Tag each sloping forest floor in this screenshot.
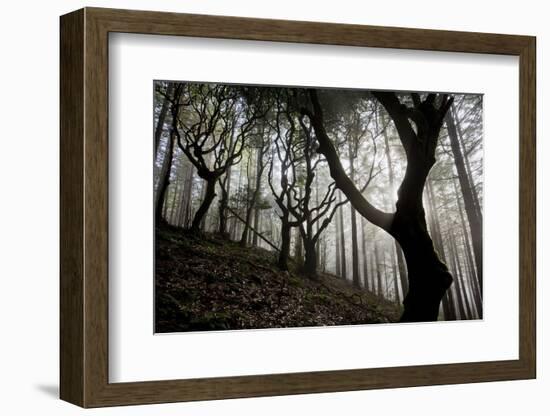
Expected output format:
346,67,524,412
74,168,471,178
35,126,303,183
155,224,402,333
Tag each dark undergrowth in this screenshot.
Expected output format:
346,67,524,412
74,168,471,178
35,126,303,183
155,223,402,333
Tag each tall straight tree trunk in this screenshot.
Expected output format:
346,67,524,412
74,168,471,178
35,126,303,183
453,105,482,221
335,221,341,277
252,148,263,247
454,237,473,319
162,187,170,220
446,109,482,295
154,84,176,193
179,163,193,228
447,236,466,319
183,165,194,228
154,83,174,154
218,179,229,236
426,181,455,320
349,207,360,286
372,243,378,294
315,176,321,266
460,234,480,319
294,227,303,264
173,159,188,226
241,146,265,246
374,242,382,296
383,253,389,298
449,239,465,320
444,283,457,321
461,232,481,318
218,166,232,236
321,238,327,272
155,130,176,225
169,184,179,224
168,165,182,225
252,207,260,246
199,179,209,232
231,162,244,240
425,190,448,319
338,193,347,279
426,182,446,258
390,244,400,302
361,217,369,290
348,144,360,288
175,160,190,227
453,178,483,317
248,212,255,246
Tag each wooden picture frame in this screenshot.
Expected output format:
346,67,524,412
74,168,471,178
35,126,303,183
60,7,536,408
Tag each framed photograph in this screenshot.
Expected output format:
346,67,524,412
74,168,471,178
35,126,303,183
60,7,536,408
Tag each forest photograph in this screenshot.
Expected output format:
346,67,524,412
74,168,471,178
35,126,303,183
153,81,483,333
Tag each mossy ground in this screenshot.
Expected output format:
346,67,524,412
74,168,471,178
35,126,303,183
155,223,402,333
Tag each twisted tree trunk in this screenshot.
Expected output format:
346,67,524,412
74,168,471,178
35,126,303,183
304,90,454,322
382,124,408,295
303,238,318,278
390,203,453,321
191,177,216,232
278,217,292,271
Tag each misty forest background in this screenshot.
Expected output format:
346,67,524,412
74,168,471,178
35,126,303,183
154,81,482,332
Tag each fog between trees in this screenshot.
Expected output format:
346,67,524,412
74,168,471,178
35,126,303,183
154,82,482,323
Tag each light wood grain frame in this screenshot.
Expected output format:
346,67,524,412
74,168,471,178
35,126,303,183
60,7,536,408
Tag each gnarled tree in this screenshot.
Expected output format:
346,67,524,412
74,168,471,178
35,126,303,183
267,95,305,270
174,84,266,232
289,115,348,277
267,93,350,276
303,90,454,322
240,122,270,247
